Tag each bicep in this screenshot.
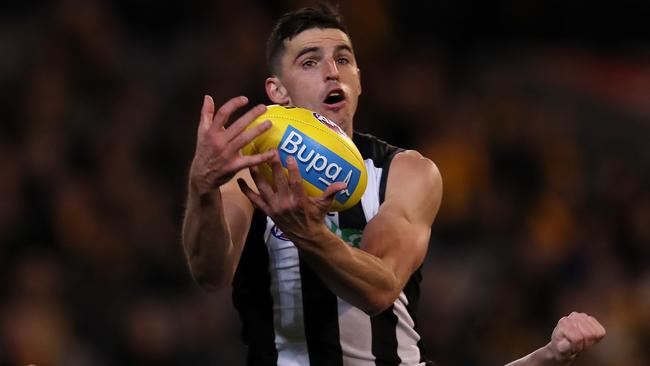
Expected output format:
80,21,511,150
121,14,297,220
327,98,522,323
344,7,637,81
360,152,442,286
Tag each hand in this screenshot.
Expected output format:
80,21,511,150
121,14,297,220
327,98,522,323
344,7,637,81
548,312,606,364
189,95,276,195
237,153,346,242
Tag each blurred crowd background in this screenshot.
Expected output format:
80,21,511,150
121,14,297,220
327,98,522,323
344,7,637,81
1,0,649,365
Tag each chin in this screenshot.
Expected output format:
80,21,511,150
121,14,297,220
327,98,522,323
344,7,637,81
334,117,353,136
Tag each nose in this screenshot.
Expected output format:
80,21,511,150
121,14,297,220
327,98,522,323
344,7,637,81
323,58,339,81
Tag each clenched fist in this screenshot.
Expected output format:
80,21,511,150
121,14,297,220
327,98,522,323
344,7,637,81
548,312,606,363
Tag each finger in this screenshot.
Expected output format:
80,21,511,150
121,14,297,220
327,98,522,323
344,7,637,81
578,314,600,336
229,119,272,151
574,315,596,350
286,156,304,195
579,314,605,346
556,338,573,355
199,95,215,131
270,152,289,195
250,165,275,199
237,178,269,214
563,316,585,353
211,96,249,132
586,315,606,339
224,104,267,142
230,149,277,172
318,182,347,209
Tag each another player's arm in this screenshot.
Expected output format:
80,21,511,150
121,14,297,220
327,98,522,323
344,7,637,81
182,96,274,290
505,312,606,366
240,150,442,315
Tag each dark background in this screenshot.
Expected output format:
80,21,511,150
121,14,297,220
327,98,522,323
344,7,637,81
1,1,648,365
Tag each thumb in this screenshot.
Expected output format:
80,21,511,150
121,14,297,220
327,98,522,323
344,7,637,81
556,337,573,355
200,95,215,130
318,182,347,208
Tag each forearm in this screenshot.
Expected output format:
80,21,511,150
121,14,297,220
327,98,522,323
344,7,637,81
182,183,235,290
292,227,399,315
505,343,567,366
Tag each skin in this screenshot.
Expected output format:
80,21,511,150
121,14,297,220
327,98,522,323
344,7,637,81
506,312,606,366
181,27,604,365
265,28,361,136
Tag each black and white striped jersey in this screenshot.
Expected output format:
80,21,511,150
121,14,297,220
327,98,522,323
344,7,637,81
232,132,430,366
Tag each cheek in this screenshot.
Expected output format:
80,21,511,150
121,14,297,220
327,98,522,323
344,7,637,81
344,72,362,96
286,75,320,98
293,86,320,104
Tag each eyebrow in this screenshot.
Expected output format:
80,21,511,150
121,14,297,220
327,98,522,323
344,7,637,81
294,44,354,62
335,44,354,54
295,47,319,61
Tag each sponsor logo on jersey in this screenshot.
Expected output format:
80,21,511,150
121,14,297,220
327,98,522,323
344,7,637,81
279,126,361,204
270,225,290,241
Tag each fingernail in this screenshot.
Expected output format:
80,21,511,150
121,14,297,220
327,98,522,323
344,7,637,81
240,96,248,103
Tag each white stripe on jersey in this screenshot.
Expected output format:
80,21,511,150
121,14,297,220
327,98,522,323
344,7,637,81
330,211,375,365
337,289,375,365
264,218,310,366
394,293,422,364
360,159,382,221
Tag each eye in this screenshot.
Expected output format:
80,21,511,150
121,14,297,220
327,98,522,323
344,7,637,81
302,60,317,69
336,57,350,65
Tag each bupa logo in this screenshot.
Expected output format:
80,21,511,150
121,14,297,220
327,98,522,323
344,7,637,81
279,126,361,204
312,112,346,136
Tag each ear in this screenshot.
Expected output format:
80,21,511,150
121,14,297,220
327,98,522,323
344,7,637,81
265,76,291,105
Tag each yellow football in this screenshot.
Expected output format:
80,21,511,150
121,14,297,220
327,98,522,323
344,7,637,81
242,105,367,211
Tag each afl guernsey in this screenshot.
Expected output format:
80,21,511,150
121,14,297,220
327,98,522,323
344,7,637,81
232,132,430,366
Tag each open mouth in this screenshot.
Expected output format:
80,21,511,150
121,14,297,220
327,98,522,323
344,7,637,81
324,89,346,105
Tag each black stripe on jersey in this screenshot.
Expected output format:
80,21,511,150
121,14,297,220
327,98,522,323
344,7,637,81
403,268,434,364
300,257,344,366
353,131,403,203
232,210,278,366
338,199,367,232
378,148,401,203
371,306,402,365
353,132,401,168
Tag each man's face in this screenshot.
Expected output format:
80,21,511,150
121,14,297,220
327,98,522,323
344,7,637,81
276,28,361,136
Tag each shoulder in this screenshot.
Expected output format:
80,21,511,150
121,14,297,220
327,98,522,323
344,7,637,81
373,149,442,229
391,150,442,187
385,150,442,213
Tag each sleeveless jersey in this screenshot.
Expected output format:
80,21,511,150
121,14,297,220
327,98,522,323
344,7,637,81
232,132,430,366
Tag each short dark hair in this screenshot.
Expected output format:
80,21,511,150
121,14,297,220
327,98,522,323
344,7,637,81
266,4,350,76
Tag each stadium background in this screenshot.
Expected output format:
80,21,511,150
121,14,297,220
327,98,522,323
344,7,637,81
1,0,648,365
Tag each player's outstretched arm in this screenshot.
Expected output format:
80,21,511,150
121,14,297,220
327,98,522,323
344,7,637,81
182,95,275,291
505,312,606,366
